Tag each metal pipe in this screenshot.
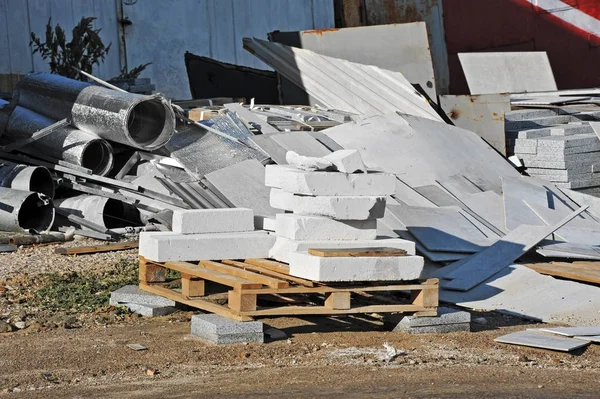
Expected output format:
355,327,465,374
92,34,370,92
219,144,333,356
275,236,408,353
0,99,115,176
0,188,54,233
15,73,176,150
54,194,142,230
0,161,55,198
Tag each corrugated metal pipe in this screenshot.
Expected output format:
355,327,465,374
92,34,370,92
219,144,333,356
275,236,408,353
0,188,54,233
0,160,54,198
15,73,176,150
0,99,114,176
54,195,142,230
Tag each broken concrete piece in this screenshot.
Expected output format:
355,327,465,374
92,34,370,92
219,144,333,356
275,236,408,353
191,314,264,344
268,236,416,263
110,285,176,307
285,150,333,171
172,208,254,234
288,251,424,281
265,165,394,196
270,189,386,220
323,149,366,173
275,214,377,241
139,231,276,262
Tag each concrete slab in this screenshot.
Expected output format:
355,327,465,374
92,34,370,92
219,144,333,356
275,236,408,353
261,217,276,232
288,251,424,281
323,149,366,173
394,323,471,334
574,335,600,343
270,189,386,220
271,132,331,158
275,214,377,241
110,285,176,307
396,307,471,327
538,326,600,337
172,208,254,234
269,236,416,263
191,314,264,344
494,330,589,352
265,165,394,196
124,303,178,317
139,231,276,262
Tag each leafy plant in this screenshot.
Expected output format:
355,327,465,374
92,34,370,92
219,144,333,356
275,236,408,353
30,17,111,80
109,62,152,82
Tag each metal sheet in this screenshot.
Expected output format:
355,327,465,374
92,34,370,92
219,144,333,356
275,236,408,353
458,52,558,95
439,94,510,155
243,38,442,121
270,22,437,103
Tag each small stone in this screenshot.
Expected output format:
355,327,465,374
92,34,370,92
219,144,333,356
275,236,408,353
473,317,487,325
146,368,158,376
126,344,148,351
264,328,287,340
14,321,26,329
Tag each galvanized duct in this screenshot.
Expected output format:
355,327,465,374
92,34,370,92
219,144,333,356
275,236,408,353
0,161,54,198
16,73,176,150
54,195,142,230
1,101,115,176
0,188,54,233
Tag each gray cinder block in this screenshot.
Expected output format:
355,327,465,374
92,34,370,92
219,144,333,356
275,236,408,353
191,314,264,344
391,307,471,334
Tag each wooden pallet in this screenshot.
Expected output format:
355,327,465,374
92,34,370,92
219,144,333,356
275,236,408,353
139,257,438,321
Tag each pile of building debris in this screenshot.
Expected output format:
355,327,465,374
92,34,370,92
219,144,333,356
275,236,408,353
0,22,600,344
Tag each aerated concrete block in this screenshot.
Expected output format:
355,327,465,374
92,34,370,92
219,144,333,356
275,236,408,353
275,214,377,241
172,208,254,234
139,231,276,262
191,314,264,344
110,285,176,307
265,165,394,196
323,149,366,173
261,217,277,232
288,251,424,282
270,189,386,220
269,236,416,263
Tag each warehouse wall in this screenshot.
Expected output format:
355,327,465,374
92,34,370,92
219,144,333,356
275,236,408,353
0,0,335,99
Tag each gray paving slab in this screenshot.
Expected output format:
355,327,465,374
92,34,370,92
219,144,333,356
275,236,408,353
271,132,331,157
538,327,600,337
536,240,600,260
494,330,590,352
394,323,471,334
191,314,264,344
110,285,176,307
394,179,437,207
460,191,506,232
443,207,586,291
387,204,493,253
204,159,278,219
248,135,288,165
125,303,178,317
394,307,471,327
574,335,600,343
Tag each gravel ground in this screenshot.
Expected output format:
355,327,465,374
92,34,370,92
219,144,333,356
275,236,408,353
0,237,139,279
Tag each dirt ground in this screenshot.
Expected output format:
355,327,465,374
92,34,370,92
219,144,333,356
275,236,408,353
1,310,600,398
1,243,600,398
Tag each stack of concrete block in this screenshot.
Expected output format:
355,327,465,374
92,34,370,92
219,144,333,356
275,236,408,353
139,208,275,262
506,108,600,194
266,150,423,282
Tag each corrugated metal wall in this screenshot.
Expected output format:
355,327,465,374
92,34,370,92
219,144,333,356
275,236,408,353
0,0,334,99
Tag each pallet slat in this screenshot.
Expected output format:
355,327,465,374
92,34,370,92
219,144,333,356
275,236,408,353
164,261,263,290
222,259,314,287
200,260,289,289
308,247,407,257
56,241,138,255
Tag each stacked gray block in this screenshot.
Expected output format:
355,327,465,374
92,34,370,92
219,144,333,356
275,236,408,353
506,108,600,194
391,307,471,334
191,314,264,344
110,285,177,317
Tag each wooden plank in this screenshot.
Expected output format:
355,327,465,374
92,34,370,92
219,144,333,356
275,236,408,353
56,241,139,255
526,263,600,285
200,260,289,289
139,283,251,321
308,247,407,257
324,292,351,310
162,261,262,290
552,262,600,271
228,290,257,312
139,259,167,283
245,258,290,274
240,304,436,317
240,280,439,295
181,274,205,297
222,259,314,287
571,261,600,268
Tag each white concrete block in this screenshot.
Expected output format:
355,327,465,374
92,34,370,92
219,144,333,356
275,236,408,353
270,189,386,220
324,149,366,173
286,150,333,171
288,251,424,282
139,231,276,262
172,208,254,234
265,165,394,196
275,213,377,241
261,217,277,232
269,236,416,263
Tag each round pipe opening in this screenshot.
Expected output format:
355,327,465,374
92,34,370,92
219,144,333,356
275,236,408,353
26,167,55,199
102,199,142,229
18,194,54,232
127,100,172,149
80,140,114,176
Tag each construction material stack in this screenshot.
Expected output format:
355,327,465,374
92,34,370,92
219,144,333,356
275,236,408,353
266,150,423,282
